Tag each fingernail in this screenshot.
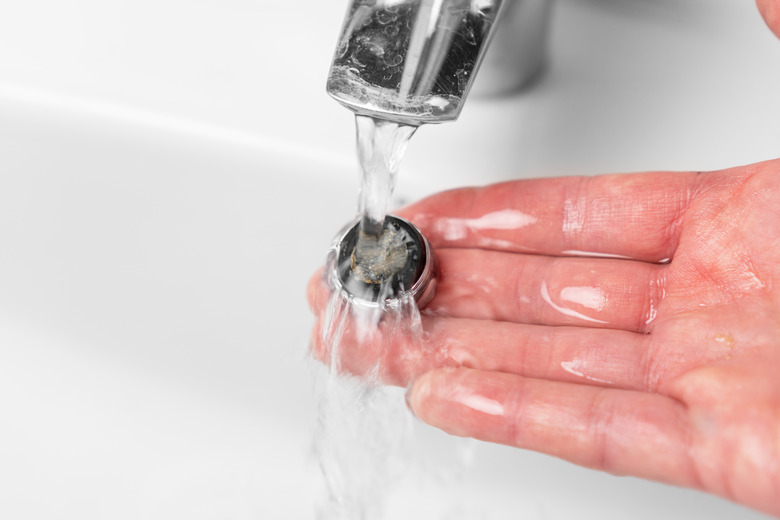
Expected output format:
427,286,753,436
405,374,432,419
404,387,417,418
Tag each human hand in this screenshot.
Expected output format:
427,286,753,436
308,159,780,516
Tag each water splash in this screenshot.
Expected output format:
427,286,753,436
313,248,425,519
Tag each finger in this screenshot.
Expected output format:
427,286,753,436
407,367,695,487
419,317,650,390
308,255,653,392
310,290,652,391
307,268,328,312
757,0,780,39
428,248,666,332
308,270,433,384
395,171,698,263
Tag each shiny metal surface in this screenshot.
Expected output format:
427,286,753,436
326,0,507,125
331,215,437,307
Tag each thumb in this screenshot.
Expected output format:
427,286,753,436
757,0,780,39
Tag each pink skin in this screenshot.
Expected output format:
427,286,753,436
309,159,780,516
309,3,780,514
758,0,780,39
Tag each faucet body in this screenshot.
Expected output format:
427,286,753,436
326,0,552,126
471,0,552,96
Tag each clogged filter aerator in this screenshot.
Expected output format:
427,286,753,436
332,215,436,307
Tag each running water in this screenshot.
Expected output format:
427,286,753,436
356,115,417,235
312,115,423,520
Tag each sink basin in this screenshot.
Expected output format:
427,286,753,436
0,96,349,519
1,0,779,518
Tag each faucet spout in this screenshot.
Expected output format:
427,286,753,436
326,0,507,126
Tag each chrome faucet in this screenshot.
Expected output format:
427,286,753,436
326,0,553,126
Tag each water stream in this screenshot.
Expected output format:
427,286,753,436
355,116,417,235
312,115,422,519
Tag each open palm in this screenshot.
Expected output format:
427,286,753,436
309,159,780,516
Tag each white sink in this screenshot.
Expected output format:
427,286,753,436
1,0,778,518
0,97,350,519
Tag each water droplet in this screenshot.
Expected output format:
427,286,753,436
463,27,477,46
455,69,470,92
376,10,397,25
383,23,400,37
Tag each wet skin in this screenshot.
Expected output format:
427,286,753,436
309,159,780,516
